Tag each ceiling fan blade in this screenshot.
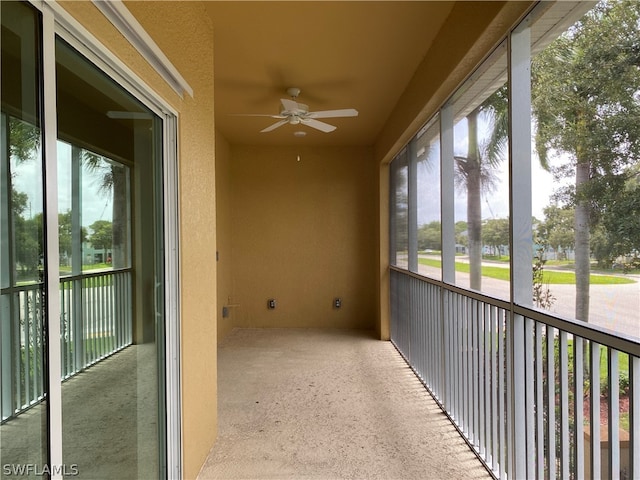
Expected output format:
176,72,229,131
230,113,286,119
308,108,358,119
300,118,336,133
260,119,288,133
280,98,299,112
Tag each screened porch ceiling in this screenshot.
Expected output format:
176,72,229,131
202,1,456,147
196,1,595,149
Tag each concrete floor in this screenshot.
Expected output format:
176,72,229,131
199,328,490,480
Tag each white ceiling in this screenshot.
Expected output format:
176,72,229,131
205,2,455,147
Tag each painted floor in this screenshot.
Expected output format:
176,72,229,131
199,328,490,480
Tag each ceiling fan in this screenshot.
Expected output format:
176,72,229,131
235,87,358,133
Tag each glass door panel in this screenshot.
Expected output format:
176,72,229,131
1,1,48,474
55,38,165,479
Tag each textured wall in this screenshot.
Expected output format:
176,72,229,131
227,145,377,330
215,132,235,342
125,4,218,478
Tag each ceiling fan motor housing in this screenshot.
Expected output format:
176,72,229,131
286,87,301,98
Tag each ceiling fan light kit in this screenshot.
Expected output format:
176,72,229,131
237,87,358,134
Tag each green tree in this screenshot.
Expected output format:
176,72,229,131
79,149,130,268
455,221,468,248
14,211,41,277
89,220,113,260
9,117,40,163
417,221,441,251
482,218,509,257
589,165,640,266
532,0,640,322
590,225,614,268
11,189,29,217
7,118,42,278
536,205,575,260
604,181,640,260
58,211,87,259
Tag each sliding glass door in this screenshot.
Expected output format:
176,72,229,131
55,36,165,479
1,2,174,477
1,1,48,471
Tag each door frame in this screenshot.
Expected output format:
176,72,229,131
35,1,182,477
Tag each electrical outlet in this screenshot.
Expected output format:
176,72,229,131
334,298,341,309
268,299,276,309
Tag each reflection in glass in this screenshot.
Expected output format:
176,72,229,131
57,143,131,274
416,116,441,280
1,0,48,473
452,50,510,299
56,37,165,478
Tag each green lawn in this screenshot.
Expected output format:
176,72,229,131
598,348,630,384
563,339,631,383
574,342,630,431
418,258,635,285
59,262,112,274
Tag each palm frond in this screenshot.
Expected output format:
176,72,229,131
81,151,114,197
481,86,509,167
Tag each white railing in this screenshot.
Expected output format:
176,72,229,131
390,267,640,479
0,269,132,422
0,283,45,421
59,269,133,379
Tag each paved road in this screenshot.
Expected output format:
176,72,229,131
415,258,639,340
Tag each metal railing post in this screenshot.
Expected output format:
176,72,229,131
631,355,639,478
508,16,532,480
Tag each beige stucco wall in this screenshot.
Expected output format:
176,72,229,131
224,145,377,330
215,132,235,342
59,2,217,478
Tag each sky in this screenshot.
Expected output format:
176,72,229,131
11,141,114,231
415,122,561,226
13,136,560,231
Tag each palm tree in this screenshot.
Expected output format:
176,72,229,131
454,86,508,290
83,152,129,269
